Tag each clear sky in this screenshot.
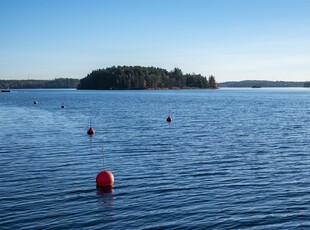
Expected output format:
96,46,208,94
1,0,310,82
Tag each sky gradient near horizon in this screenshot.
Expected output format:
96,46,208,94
1,0,310,82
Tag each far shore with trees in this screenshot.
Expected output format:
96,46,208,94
220,80,310,88
1,68,309,89
0,78,79,89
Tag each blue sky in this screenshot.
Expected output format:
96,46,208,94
1,0,310,82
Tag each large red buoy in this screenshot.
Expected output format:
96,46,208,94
96,170,114,187
87,127,95,135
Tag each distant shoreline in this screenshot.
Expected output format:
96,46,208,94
219,80,310,88
0,78,79,89
1,79,309,89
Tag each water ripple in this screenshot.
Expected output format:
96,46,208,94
1,89,310,229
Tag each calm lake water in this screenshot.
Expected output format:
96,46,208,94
1,88,310,229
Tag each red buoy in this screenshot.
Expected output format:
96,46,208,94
87,127,95,135
166,116,172,122
96,170,114,187
61,103,65,109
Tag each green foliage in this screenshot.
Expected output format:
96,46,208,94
0,78,79,89
78,66,217,90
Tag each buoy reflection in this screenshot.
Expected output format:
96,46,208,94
96,186,114,195
96,187,114,208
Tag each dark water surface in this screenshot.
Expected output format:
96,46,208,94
1,88,310,229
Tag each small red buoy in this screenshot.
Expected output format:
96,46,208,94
96,170,114,187
87,127,95,135
61,103,65,109
166,116,172,122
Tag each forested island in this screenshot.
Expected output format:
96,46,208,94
78,66,218,90
0,78,79,89
220,80,310,88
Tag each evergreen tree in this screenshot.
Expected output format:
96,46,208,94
208,75,218,89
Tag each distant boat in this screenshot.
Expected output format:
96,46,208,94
251,85,262,88
1,89,10,92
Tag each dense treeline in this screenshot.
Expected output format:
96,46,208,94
78,66,217,90
0,78,80,89
305,82,310,87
